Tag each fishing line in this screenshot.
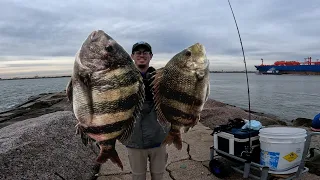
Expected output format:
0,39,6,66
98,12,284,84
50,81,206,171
227,0,253,154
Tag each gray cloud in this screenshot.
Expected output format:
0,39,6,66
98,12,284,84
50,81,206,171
6,63,54,67
0,0,320,76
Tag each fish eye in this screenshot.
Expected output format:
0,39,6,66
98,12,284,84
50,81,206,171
185,50,191,57
105,45,113,52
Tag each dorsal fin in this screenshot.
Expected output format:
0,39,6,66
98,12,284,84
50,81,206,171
150,68,170,126
66,78,73,102
205,84,210,101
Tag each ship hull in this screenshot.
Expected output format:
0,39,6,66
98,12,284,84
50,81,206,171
255,65,320,75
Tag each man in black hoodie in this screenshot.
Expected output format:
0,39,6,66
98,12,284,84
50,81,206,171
124,41,169,180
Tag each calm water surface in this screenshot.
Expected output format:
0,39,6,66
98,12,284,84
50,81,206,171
0,77,70,111
210,73,319,121
0,74,319,121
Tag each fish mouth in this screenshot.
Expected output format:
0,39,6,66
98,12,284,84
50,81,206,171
199,55,209,66
188,43,208,69
190,43,206,55
90,30,98,40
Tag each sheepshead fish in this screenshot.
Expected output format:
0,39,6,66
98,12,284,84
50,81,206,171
151,43,210,150
66,30,144,169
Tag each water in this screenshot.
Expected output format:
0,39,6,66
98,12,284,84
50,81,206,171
0,77,70,111
0,74,319,121
210,73,320,121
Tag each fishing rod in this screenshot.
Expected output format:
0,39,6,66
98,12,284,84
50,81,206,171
227,0,253,158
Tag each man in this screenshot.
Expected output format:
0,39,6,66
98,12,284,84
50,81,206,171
124,41,169,180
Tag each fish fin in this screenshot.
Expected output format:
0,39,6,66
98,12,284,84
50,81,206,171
79,73,92,89
118,76,145,144
118,115,135,144
66,78,73,102
76,124,95,146
150,68,169,126
96,140,123,170
75,122,80,134
183,117,200,134
192,115,200,127
100,84,114,91
184,126,191,133
162,128,182,150
205,84,210,101
81,131,90,146
196,70,205,80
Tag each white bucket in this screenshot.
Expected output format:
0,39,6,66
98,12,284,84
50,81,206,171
259,127,307,173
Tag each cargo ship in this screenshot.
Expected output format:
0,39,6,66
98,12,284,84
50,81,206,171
254,57,320,75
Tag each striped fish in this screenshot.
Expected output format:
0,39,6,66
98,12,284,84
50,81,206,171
151,43,210,150
66,30,144,170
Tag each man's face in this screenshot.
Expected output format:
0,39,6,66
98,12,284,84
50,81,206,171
131,47,153,69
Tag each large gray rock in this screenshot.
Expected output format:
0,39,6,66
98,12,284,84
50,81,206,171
200,99,287,130
0,111,99,180
291,118,313,127
0,92,71,129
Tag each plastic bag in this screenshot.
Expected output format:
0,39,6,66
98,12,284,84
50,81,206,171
241,119,262,130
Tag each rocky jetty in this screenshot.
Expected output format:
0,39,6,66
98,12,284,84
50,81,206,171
0,91,72,129
0,111,100,180
200,99,288,129
0,91,319,179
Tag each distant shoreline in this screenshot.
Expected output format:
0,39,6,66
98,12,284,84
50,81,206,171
210,71,256,73
0,71,257,81
0,75,71,81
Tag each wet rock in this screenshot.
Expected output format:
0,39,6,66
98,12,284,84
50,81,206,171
0,92,70,129
292,118,313,127
20,92,65,109
200,99,287,130
27,93,48,101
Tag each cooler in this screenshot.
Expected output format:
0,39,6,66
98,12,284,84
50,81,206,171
213,128,261,162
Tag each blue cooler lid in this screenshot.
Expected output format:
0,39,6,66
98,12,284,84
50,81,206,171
231,128,260,139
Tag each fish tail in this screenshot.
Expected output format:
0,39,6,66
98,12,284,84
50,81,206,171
76,124,95,146
162,128,182,150
96,141,123,170
184,126,190,133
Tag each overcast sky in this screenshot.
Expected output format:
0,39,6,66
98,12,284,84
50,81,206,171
1,0,320,78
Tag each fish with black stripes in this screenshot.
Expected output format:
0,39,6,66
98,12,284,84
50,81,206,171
66,30,144,170
151,43,210,150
